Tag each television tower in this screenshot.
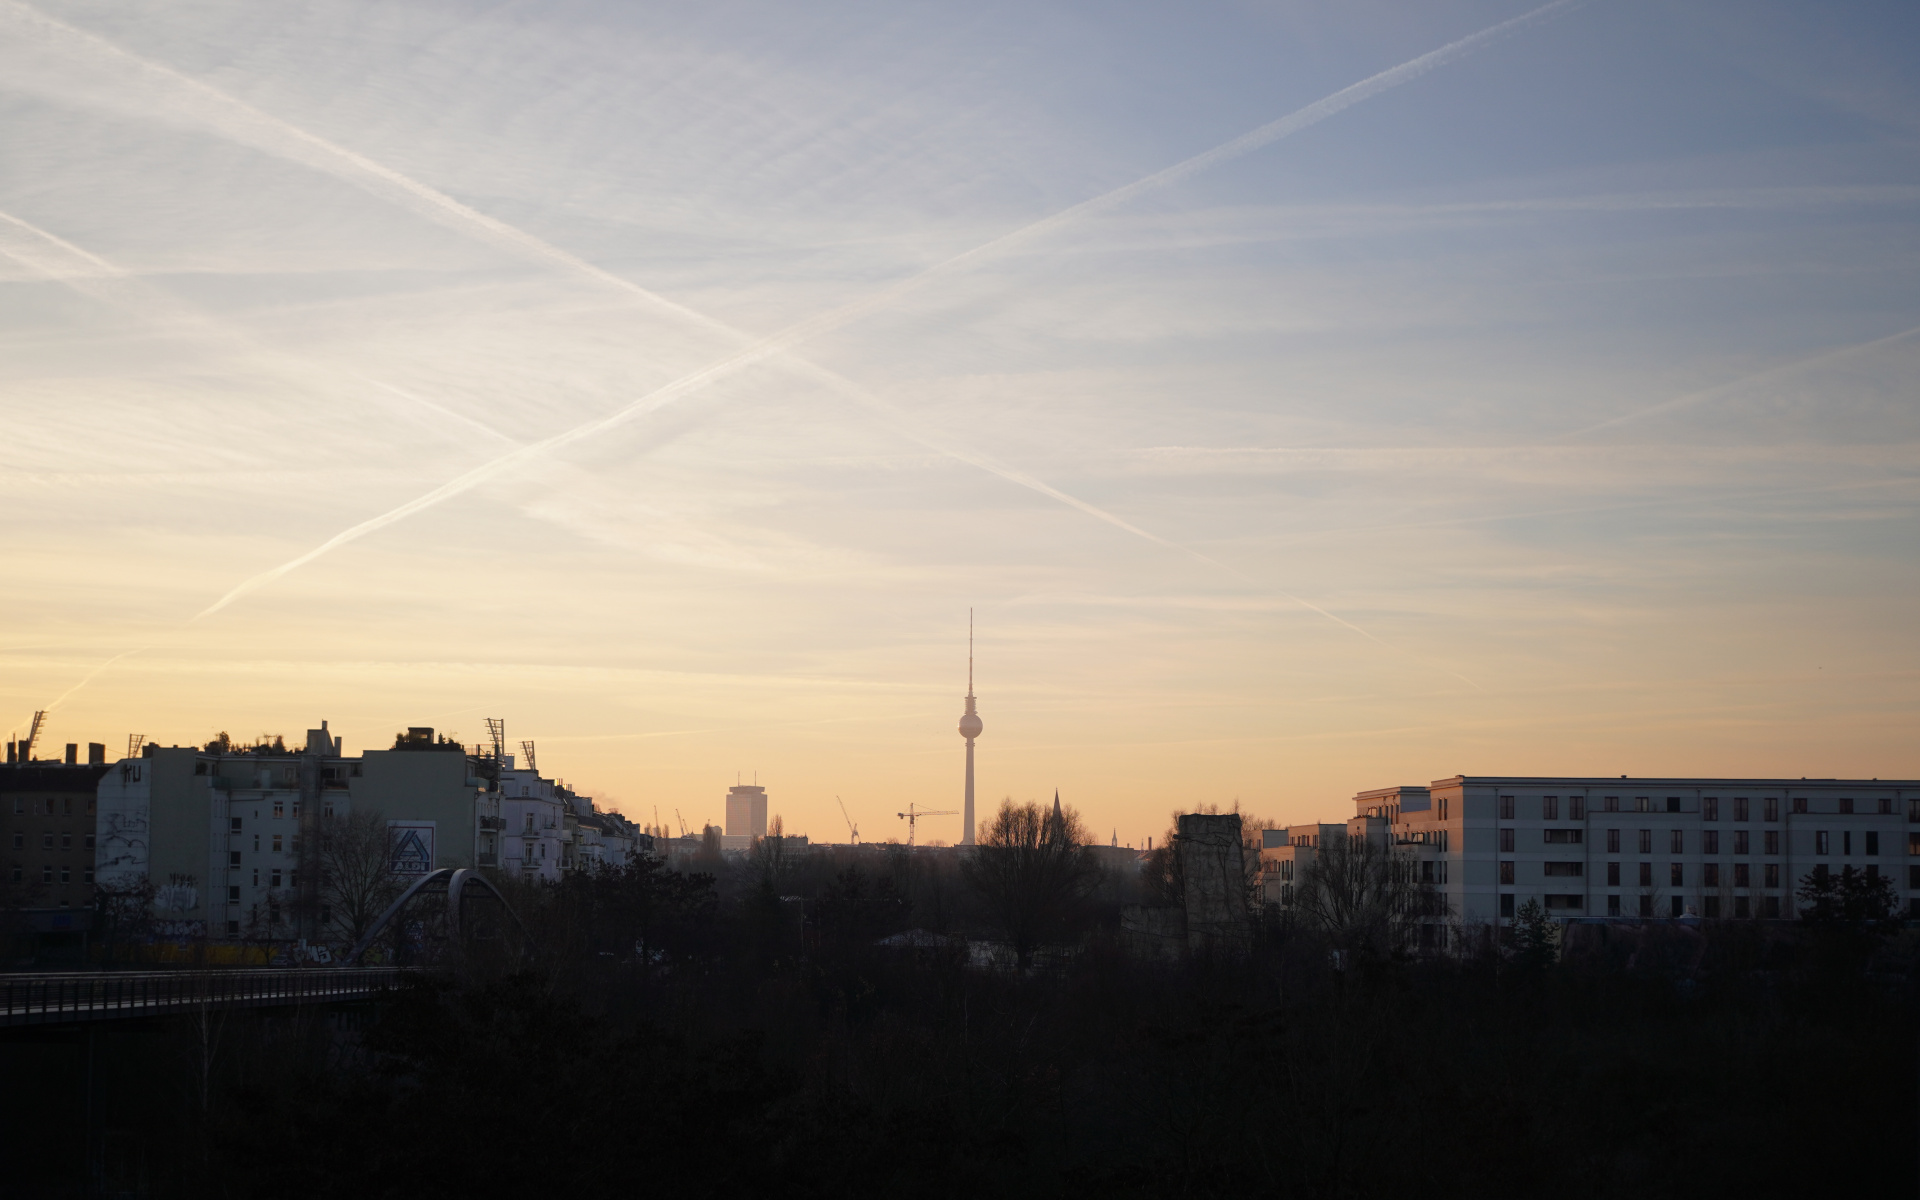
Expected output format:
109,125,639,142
958,610,983,846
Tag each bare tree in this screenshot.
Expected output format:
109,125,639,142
317,808,404,950
1290,833,1438,958
961,797,1102,968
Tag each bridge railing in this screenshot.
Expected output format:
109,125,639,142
0,967,417,1027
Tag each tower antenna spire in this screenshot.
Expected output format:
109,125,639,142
968,607,974,696
957,610,983,847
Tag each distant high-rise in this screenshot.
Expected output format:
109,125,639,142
958,612,983,847
726,783,768,839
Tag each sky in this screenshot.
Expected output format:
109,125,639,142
1,0,1917,847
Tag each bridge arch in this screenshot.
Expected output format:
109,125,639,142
347,867,532,964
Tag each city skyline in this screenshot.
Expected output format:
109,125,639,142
3,1,1918,850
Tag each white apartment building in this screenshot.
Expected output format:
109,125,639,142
497,762,640,879
1262,775,1920,929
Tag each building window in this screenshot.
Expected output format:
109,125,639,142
1543,830,1583,845
1909,865,1920,889
1670,896,1684,918
229,850,242,867
41,833,53,849
1764,864,1780,888
272,834,283,853
1666,797,1681,813
1420,861,1434,883
1734,797,1749,822
1607,862,1620,886
271,869,282,887
1569,797,1585,821
1636,797,1651,813
1703,896,1720,918
231,816,242,832
1734,830,1750,855
1734,896,1749,918
1544,862,1583,877
1607,895,1621,916
1499,795,1514,820
1843,831,1852,857
251,868,259,887
1639,862,1653,887
1879,798,1892,815
1499,861,1515,885
1762,896,1780,918
1838,798,1853,815
273,800,284,818
1437,796,1450,821
1734,863,1750,888
1703,864,1719,887
8,868,17,883
1500,828,1514,853
1603,796,1619,813
42,865,52,883
59,866,70,884
1607,829,1621,853
83,869,93,884
1792,798,1808,815
1542,796,1559,820
1638,830,1652,854
84,834,94,850
227,920,240,937
1638,895,1653,917
227,885,240,902
1703,797,1719,821
1703,831,1719,854
1815,831,1830,855
1670,864,1684,887
1765,831,1781,855
1764,798,1779,822
1500,894,1515,919
1670,830,1684,854
60,832,71,850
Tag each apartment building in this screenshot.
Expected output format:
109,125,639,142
1261,775,1920,927
94,723,500,942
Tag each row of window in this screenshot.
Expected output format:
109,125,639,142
1498,861,1904,888
1499,893,1787,919
1495,795,1909,820
7,796,97,815
9,832,96,851
229,801,332,828
7,865,94,885
1497,828,1890,856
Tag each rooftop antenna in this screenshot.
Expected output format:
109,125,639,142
20,710,46,762
836,795,859,845
126,733,145,760
485,718,506,761
519,740,537,774
897,802,957,849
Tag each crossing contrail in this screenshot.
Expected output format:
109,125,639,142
186,0,1584,621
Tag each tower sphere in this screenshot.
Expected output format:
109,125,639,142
959,710,983,739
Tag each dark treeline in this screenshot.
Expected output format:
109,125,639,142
3,814,1912,1199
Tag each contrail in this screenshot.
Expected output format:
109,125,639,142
0,208,519,448
190,0,1582,624
1560,321,1920,440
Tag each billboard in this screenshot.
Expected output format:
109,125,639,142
388,821,436,875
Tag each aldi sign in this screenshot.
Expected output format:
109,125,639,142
388,821,436,875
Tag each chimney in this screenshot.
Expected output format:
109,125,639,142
88,742,106,765
5,741,13,764
65,743,78,765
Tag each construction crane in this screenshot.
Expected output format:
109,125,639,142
674,809,688,838
836,795,859,845
485,718,506,761
519,740,537,774
896,803,957,849
20,710,45,762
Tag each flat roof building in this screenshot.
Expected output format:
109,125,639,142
1261,775,1920,929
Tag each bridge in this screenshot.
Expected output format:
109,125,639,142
0,967,416,1028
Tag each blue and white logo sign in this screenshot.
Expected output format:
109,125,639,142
388,821,436,875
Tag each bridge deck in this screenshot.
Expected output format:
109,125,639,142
1,967,416,1027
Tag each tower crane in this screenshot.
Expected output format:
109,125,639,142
897,803,958,849
836,795,859,845
674,809,688,838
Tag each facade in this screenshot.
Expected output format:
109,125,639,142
1261,775,1920,927
3,754,114,959
725,784,768,840
499,765,568,882
94,723,499,943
